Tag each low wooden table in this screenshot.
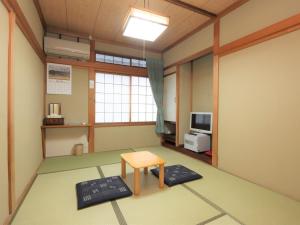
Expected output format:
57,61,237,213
121,151,165,195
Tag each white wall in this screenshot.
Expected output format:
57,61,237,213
163,74,176,122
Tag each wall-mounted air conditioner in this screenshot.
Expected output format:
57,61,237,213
44,36,90,60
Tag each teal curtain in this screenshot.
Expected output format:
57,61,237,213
146,58,164,134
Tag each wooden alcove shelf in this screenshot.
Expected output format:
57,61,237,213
41,124,92,159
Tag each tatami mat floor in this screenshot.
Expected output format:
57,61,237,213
12,146,300,225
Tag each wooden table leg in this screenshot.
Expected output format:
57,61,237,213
159,164,164,188
144,167,148,175
121,158,126,178
134,168,140,195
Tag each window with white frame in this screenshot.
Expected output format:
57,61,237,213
95,72,157,123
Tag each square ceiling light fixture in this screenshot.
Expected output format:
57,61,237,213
123,8,169,42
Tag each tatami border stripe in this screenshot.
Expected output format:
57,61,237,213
96,166,128,225
37,162,122,175
196,212,226,225
111,201,128,225
97,166,105,178
182,184,244,225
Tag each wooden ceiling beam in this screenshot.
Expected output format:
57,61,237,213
33,0,46,30
163,0,216,18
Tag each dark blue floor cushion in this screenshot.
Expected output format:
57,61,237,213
76,176,132,209
151,164,203,187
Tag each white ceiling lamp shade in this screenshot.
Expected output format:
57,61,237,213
123,8,169,42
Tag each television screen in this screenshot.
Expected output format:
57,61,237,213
191,113,212,133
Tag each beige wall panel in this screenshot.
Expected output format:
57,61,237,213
178,63,192,145
46,68,88,123
164,66,176,75
14,27,44,199
17,0,44,47
95,125,160,152
0,2,9,223
95,41,162,59
163,24,213,67
192,54,213,112
45,68,89,157
220,0,300,45
219,30,300,200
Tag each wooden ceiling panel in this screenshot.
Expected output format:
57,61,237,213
65,0,101,34
38,0,241,51
154,14,209,50
93,0,137,41
180,0,210,8
38,0,67,29
202,0,239,14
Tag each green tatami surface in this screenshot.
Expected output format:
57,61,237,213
13,146,300,225
37,148,133,174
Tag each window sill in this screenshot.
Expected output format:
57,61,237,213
94,122,155,128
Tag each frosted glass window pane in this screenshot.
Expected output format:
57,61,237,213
114,104,122,112
96,83,104,93
132,104,138,112
132,95,139,104
139,86,146,95
139,104,146,113
96,73,105,83
132,113,139,122
122,94,129,103
140,60,146,68
105,74,114,83
146,113,153,121
122,76,130,85
96,103,104,112
113,113,122,122
132,77,139,85
114,94,122,104
122,104,129,112
153,112,157,121
105,84,114,93
114,85,122,94
139,113,145,121
96,113,104,123
146,78,150,86
105,94,114,103
122,113,129,122
105,55,113,64
114,57,122,65
132,86,139,95
146,96,153,104
146,104,152,113
132,59,139,67
105,113,113,122
121,85,129,94
139,95,146,104
105,104,113,113
123,58,130,66
96,93,104,102
139,77,147,86
96,54,105,62
114,75,122,84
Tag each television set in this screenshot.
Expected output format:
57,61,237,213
190,112,213,134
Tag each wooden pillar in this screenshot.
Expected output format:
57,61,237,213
212,19,220,167
88,40,95,152
8,11,16,213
